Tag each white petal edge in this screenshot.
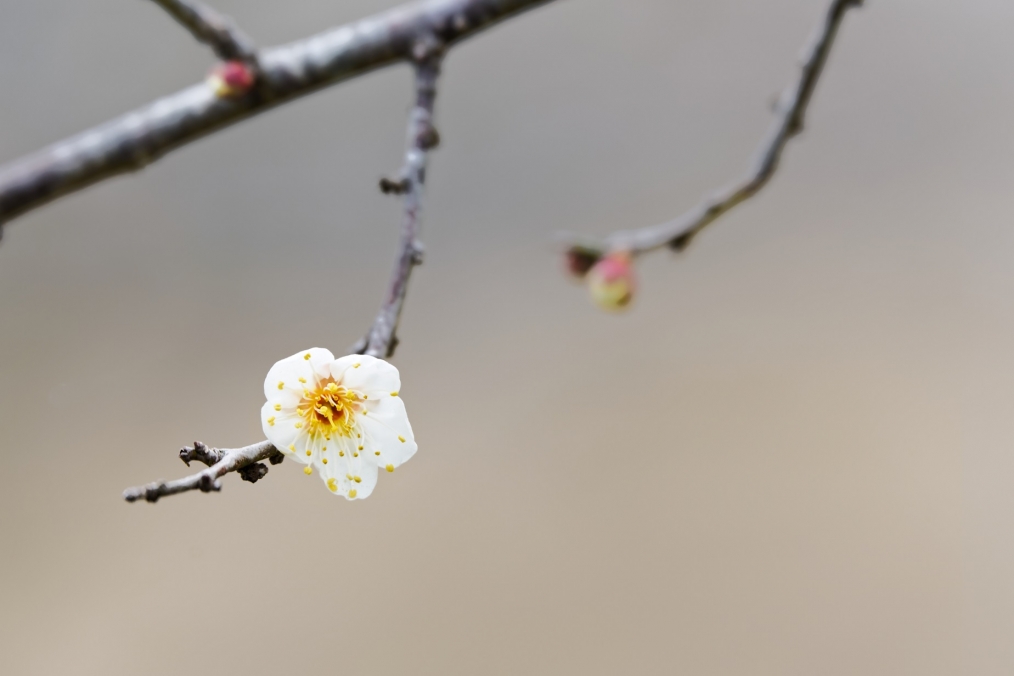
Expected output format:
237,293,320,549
331,354,401,397
263,347,335,401
358,397,417,470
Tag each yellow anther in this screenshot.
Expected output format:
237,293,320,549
305,450,311,457
339,451,345,457
327,478,338,492
374,451,381,456
363,394,368,400
386,464,394,473
304,353,312,360
294,422,303,429
277,381,284,390
325,435,331,441
346,474,353,481
288,444,295,452
353,476,361,483
322,446,327,451
390,391,399,397
266,416,275,426
322,458,328,465
274,403,282,412
357,433,361,439
303,466,312,475
298,377,307,384
353,363,360,368
358,445,364,451
349,489,357,498
326,383,339,393
353,452,359,458
398,435,406,443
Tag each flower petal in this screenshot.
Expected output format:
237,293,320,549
318,436,376,499
263,347,335,402
358,396,417,470
261,401,302,454
349,461,379,500
330,354,401,397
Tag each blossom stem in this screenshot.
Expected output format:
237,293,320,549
361,46,444,359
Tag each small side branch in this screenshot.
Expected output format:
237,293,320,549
358,45,444,359
123,440,281,503
150,0,258,64
599,0,862,256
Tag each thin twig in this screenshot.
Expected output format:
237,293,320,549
149,0,258,64
360,44,444,359
0,0,554,231
598,0,862,256
123,440,280,503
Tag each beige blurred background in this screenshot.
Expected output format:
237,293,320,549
0,0,1011,673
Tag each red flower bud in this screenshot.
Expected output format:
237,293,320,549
207,60,256,98
587,251,636,311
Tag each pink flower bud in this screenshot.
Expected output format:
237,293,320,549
207,61,256,98
587,251,635,311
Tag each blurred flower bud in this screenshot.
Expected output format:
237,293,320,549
207,61,255,98
587,251,635,311
563,245,601,279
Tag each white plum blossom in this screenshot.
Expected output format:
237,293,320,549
261,348,417,500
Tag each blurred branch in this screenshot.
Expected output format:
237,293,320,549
149,0,258,64
0,0,555,230
592,0,862,257
123,440,282,503
357,46,444,359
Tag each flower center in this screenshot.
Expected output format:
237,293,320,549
299,380,360,439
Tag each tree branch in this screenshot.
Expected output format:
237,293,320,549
0,0,555,231
358,45,443,359
594,0,862,257
149,0,258,64
117,0,863,504
123,440,282,503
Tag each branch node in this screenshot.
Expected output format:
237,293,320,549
411,240,425,265
238,462,269,483
667,232,694,252
268,452,285,465
147,482,167,503
410,35,445,65
379,176,411,195
417,122,441,151
180,440,223,467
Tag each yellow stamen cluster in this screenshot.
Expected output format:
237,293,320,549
297,380,361,440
